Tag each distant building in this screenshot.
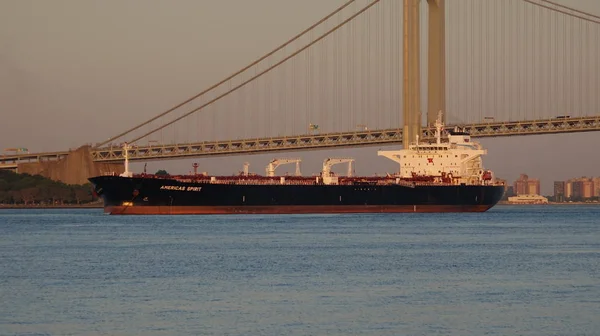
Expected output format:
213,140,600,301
514,174,528,195
513,174,540,196
507,194,548,204
554,181,565,202
566,181,573,199
583,180,594,198
527,180,540,195
593,177,600,197
571,180,584,201
563,177,600,201
565,177,595,201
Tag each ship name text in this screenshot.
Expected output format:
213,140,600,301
160,185,202,192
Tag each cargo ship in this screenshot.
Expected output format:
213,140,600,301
89,114,506,215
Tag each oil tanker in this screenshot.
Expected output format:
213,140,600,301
89,114,506,215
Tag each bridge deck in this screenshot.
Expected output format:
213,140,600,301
92,116,600,162
1,116,598,166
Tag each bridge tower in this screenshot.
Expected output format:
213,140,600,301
403,0,446,146
427,0,446,126
402,0,421,148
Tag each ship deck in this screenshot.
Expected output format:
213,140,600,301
110,173,504,187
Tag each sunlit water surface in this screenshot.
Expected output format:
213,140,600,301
1,205,599,335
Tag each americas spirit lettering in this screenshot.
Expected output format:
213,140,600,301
160,185,202,191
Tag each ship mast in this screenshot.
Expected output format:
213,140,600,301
120,142,133,178
434,110,444,145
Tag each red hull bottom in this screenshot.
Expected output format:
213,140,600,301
105,204,494,215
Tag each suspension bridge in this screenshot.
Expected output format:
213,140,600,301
2,0,600,183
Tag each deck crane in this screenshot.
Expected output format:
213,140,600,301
265,158,302,177
321,157,355,185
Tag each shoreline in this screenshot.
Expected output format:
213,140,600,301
0,204,103,209
2,203,599,210
498,201,599,205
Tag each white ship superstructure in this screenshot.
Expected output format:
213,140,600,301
378,112,495,185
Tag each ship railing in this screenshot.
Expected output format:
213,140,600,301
400,181,456,187
140,176,487,186
395,180,417,187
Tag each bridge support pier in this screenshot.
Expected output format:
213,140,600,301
427,0,446,126
403,0,421,148
17,145,124,185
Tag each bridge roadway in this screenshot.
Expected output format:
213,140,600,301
1,116,599,165
0,150,69,166
0,163,17,170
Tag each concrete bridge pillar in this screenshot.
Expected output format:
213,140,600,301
427,0,446,126
403,0,446,145
17,146,123,185
403,0,421,148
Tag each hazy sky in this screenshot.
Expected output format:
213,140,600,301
1,0,600,195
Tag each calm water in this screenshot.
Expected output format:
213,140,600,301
0,205,599,335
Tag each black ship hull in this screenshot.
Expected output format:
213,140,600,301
89,176,506,215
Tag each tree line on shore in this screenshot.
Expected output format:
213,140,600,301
0,170,97,205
